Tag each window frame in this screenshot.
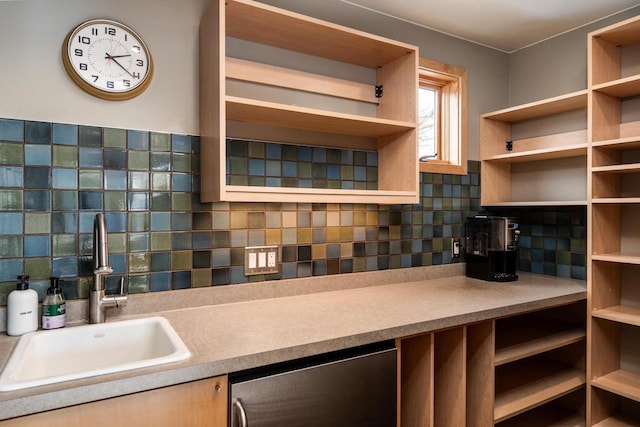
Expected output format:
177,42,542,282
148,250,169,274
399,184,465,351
418,57,468,175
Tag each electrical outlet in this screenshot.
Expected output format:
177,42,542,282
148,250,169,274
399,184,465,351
451,238,461,259
245,246,279,276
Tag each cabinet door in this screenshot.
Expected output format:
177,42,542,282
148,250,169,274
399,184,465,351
0,376,228,427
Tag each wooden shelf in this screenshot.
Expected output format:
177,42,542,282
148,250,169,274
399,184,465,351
590,15,640,47
226,96,415,138
592,163,640,174
592,75,640,99
484,143,587,163
593,413,640,427
494,364,585,423
496,405,584,427
592,136,640,150
592,198,640,204
495,327,585,366
592,253,640,264
482,90,588,122
592,305,640,327
592,370,640,403
483,200,588,207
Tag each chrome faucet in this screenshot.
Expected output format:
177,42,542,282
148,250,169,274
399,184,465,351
90,213,127,323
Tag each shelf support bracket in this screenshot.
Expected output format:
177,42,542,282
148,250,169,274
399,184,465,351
506,140,513,151
375,85,383,98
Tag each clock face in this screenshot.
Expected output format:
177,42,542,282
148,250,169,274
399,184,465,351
62,19,153,100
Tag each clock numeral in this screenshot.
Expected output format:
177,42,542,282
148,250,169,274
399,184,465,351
91,28,98,36
77,35,90,45
107,81,114,89
136,59,144,67
123,80,131,87
105,27,116,36
92,75,99,82
74,48,83,57
132,71,141,79
124,34,128,42
80,63,88,71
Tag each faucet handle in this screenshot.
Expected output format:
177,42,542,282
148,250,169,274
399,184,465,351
95,265,113,275
118,276,127,295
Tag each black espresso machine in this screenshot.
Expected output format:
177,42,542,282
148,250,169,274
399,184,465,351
465,216,519,282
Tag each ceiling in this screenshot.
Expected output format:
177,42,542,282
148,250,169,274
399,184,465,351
341,0,640,52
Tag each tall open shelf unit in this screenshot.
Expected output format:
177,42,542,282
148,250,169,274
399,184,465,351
588,14,640,427
199,0,419,204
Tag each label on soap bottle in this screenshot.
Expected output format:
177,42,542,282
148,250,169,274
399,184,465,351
42,303,66,329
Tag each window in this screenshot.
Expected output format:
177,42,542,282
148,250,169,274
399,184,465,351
418,57,467,175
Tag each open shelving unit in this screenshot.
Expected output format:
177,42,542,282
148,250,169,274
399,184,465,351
588,14,640,427
480,90,589,206
199,0,419,204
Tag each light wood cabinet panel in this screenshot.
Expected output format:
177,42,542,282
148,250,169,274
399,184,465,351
0,376,228,427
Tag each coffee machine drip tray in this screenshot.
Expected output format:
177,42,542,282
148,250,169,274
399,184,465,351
465,216,519,282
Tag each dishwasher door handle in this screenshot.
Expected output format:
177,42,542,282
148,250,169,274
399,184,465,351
233,398,248,427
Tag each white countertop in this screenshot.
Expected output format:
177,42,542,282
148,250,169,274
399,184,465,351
0,268,586,421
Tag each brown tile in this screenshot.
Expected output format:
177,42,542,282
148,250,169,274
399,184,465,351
312,244,326,259
230,211,248,229
326,259,340,275
248,211,265,229
265,229,281,245
326,227,341,243
340,227,354,242
282,211,297,228
297,228,312,244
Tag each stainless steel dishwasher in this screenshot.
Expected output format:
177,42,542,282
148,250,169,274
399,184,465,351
229,342,397,427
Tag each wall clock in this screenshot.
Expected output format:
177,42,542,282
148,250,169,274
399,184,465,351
62,19,153,101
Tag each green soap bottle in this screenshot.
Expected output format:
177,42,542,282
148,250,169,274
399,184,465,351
42,277,66,330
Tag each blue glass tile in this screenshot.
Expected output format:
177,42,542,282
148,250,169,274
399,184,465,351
312,147,326,162
79,148,103,168
129,172,149,190
282,161,297,177
248,159,265,176
230,266,246,284
0,213,22,234
341,150,353,164
24,144,51,166
25,121,51,144
192,232,212,249
0,166,23,188
52,212,77,233
127,130,149,150
128,192,149,211
24,235,50,257
108,254,127,274
327,164,340,180
367,151,378,166
103,149,127,170
172,212,191,230
172,173,191,191
79,191,102,210
24,190,50,211
172,134,191,153
557,264,571,278
105,212,127,233
52,190,78,210
77,212,98,233
52,123,78,145
354,166,366,181
298,146,312,162
265,143,281,159
150,152,171,171
212,248,230,267
79,126,102,147
53,257,78,277
171,271,191,289
151,252,171,272
151,212,171,231
129,233,149,252
0,259,23,281
341,181,354,189
172,232,192,250
0,119,24,142
312,164,326,179
52,168,77,189
24,167,50,189
150,272,171,291
104,170,127,190
266,177,281,187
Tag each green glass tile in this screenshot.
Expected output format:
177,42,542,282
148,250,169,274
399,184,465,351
433,238,444,251
104,191,126,211
248,141,265,158
128,253,150,273
24,257,51,280
193,212,212,230
354,181,367,190
557,251,571,265
366,167,377,182
53,234,77,256
109,233,127,253
229,157,248,175
0,190,22,210
469,160,480,173
327,148,341,164
78,277,92,299
151,232,172,251
172,193,192,211
352,257,366,272
229,175,248,186
248,176,265,186
150,132,171,151
192,156,200,174
532,236,544,249
128,274,149,294
282,145,297,161
354,151,367,166
128,151,149,171
341,166,354,180
0,142,23,164
0,235,22,257
212,212,229,229
78,234,92,256
104,128,127,148
52,190,78,211
192,269,211,287
79,170,103,189
228,140,248,157
172,153,192,172
230,247,244,265
421,252,433,266
172,251,192,270
298,163,312,178
129,233,149,252
152,173,171,191
52,146,77,167
570,239,586,253
25,213,50,234
151,192,171,211
0,282,16,306
128,212,150,232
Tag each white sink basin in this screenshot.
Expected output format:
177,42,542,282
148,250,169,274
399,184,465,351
0,317,190,392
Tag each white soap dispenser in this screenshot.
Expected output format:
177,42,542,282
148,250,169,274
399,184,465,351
7,275,39,336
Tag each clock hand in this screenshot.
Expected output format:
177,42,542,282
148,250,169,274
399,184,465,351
105,53,135,78
107,54,132,59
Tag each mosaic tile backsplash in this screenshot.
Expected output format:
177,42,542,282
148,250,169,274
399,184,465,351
0,118,585,305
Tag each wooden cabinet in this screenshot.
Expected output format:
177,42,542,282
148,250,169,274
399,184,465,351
0,376,228,427
397,301,586,426
480,90,589,206
199,0,419,204
588,14,640,427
